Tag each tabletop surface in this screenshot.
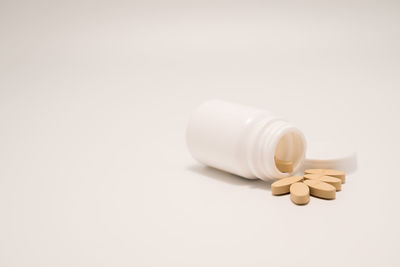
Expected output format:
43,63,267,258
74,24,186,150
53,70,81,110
1,0,399,266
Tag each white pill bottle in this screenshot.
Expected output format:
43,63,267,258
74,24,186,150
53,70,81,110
186,100,307,181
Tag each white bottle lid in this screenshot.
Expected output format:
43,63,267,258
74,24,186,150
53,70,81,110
301,141,357,174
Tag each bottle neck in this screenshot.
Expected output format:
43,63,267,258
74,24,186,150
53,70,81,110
246,117,306,181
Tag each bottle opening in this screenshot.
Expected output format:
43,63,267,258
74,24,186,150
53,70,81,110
274,131,306,174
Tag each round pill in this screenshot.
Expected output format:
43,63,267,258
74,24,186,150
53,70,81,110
304,179,336,200
290,182,310,205
304,169,346,184
304,174,342,191
271,176,303,195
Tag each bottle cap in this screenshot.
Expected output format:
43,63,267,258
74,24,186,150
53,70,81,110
302,141,357,174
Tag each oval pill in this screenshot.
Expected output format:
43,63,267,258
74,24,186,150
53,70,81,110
290,182,310,205
271,176,303,195
304,169,346,184
304,179,336,200
304,174,342,191
275,158,293,173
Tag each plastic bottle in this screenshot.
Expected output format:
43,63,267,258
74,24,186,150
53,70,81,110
186,100,307,181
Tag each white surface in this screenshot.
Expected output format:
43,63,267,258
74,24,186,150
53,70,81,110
0,0,400,266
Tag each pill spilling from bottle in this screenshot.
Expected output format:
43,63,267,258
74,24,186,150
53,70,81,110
270,168,346,205
274,157,294,173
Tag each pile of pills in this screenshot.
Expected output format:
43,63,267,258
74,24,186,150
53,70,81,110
271,168,346,205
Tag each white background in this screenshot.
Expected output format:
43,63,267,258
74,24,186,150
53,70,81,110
1,0,400,266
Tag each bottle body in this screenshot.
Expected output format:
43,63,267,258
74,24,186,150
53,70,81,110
186,100,307,181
